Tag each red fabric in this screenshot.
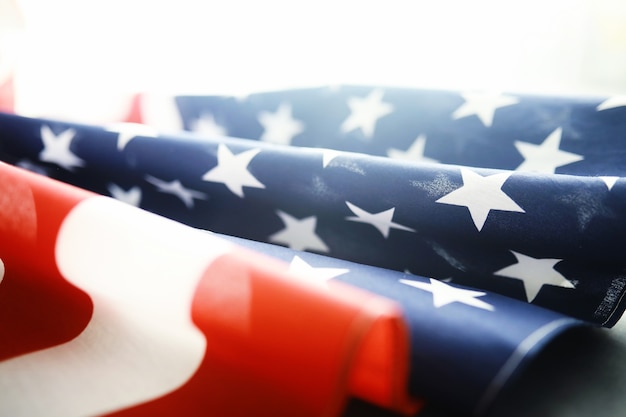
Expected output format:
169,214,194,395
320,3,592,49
0,78,14,113
108,251,416,417
0,161,421,416
0,162,91,360
124,93,143,124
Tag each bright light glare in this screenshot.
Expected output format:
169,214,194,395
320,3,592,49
11,0,626,120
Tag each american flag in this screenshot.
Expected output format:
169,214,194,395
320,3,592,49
4,86,626,325
2,82,624,416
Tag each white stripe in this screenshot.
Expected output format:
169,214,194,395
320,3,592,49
0,196,232,416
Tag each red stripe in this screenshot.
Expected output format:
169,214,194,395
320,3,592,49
124,94,144,124
107,249,421,416
0,162,92,360
0,78,14,113
0,161,422,416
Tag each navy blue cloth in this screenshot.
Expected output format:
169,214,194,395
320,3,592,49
218,233,580,415
0,86,625,327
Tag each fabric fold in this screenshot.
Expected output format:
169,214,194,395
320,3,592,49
1,83,623,415
0,109,623,325
219,233,582,415
0,162,419,417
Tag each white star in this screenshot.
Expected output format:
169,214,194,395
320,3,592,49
190,113,227,137
345,201,415,238
39,125,84,171
106,122,159,151
400,278,494,311
145,176,207,209
387,134,438,163
258,103,304,145
202,144,265,198
452,91,518,127
340,89,393,138
322,149,342,168
289,256,348,282
108,184,142,207
514,128,583,174
436,169,524,231
597,96,626,111
600,176,619,191
269,211,329,253
494,251,575,302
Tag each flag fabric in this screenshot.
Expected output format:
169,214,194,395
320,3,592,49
141,86,626,327
0,84,624,416
168,86,626,327
0,151,580,417
2,86,626,326
0,161,419,417
219,233,581,415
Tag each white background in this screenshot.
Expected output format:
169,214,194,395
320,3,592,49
6,0,626,121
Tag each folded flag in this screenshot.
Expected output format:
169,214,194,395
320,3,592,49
0,84,622,416
0,156,579,417
219,233,581,415
168,86,626,328
1,84,625,326
0,161,420,417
